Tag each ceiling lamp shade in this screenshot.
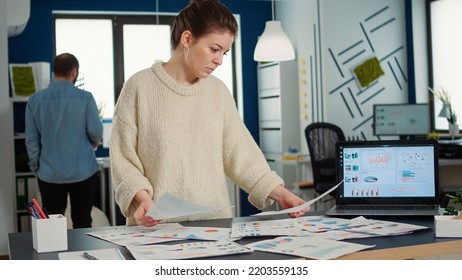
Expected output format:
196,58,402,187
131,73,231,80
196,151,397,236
254,21,295,62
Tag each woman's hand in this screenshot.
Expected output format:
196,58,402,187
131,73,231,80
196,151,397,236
269,185,309,217
133,190,161,227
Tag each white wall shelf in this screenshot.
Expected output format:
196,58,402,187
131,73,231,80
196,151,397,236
257,61,300,187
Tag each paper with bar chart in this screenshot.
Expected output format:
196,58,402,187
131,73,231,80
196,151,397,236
246,236,375,260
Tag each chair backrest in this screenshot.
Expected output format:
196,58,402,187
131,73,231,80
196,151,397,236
304,122,346,194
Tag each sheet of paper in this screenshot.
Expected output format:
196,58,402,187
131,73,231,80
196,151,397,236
146,225,233,241
345,218,428,236
246,236,375,260
230,218,302,238
311,229,377,240
58,248,125,260
296,215,371,233
87,223,184,246
254,180,343,216
126,239,253,260
146,192,229,220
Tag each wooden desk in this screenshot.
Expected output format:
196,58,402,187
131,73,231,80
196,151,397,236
8,214,462,260
338,239,462,260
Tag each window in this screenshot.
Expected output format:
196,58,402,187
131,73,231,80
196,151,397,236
55,18,114,118
427,0,462,132
122,24,171,80
54,13,242,120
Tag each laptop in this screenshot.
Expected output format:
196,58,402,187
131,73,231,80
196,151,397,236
325,139,441,216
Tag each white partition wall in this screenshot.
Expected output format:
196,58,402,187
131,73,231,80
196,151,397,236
288,0,409,148
0,0,15,256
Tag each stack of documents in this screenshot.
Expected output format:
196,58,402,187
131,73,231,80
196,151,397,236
80,192,429,260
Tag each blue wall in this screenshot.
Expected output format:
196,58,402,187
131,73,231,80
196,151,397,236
8,0,271,216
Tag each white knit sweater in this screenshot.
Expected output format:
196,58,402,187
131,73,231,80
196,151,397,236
110,62,283,225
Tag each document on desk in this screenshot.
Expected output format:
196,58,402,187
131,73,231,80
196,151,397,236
296,215,372,233
246,236,374,260
230,218,303,238
146,192,231,220
87,223,185,246
126,238,253,260
145,224,234,241
343,216,428,236
58,248,125,260
253,180,343,216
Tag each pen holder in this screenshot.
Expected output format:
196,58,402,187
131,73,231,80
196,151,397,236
32,214,68,253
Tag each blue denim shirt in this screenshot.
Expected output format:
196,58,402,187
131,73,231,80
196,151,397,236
25,80,103,183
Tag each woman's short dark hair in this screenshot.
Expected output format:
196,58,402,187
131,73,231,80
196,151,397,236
171,0,238,49
53,53,79,77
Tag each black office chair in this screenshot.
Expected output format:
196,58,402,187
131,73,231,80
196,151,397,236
304,122,346,198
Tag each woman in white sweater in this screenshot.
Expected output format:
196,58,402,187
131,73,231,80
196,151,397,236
110,0,308,226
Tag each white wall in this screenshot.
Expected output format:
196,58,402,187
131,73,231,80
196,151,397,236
282,0,412,147
280,0,430,147
0,0,16,256
411,0,429,103
279,0,318,154
323,0,408,140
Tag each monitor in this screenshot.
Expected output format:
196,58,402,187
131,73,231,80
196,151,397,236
373,103,430,137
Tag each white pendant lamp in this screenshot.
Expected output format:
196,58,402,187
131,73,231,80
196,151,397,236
253,0,295,62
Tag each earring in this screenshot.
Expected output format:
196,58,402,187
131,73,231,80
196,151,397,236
184,46,189,58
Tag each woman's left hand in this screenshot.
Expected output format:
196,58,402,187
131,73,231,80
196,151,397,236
269,185,309,217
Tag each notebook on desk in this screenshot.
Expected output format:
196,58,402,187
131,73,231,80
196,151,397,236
325,139,441,217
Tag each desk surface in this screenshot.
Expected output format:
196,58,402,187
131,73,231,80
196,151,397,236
8,214,462,260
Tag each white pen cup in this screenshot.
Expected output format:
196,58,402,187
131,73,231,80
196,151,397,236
32,214,68,253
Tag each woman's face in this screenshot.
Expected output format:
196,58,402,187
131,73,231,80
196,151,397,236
186,31,234,80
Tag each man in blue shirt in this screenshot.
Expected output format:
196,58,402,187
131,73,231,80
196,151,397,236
25,53,103,228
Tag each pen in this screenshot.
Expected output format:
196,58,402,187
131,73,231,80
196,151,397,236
24,202,39,219
31,198,47,219
83,252,98,260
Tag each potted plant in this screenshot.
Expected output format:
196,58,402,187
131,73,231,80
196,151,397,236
429,87,459,138
435,188,462,237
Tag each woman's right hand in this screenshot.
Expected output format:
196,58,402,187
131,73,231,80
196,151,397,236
133,190,161,227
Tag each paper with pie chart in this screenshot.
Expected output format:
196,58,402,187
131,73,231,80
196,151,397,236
126,239,253,260
145,224,233,241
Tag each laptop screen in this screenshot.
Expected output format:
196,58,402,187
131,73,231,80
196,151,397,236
335,139,440,205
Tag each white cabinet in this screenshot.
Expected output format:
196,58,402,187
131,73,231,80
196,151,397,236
257,61,300,186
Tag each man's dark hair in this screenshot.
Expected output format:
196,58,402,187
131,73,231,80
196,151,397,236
53,53,79,77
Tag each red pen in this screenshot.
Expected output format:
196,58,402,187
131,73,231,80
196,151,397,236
31,198,47,219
